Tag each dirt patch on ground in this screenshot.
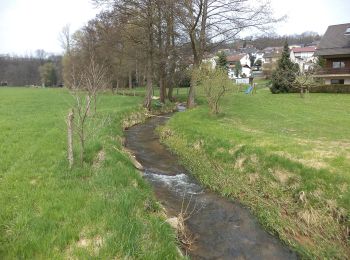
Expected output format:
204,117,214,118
294,233,315,248
77,235,103,252
297,209,321,226
273,169,294,184
93,150,106,169
248,173,260,184
216,147,226,153
274,151,329,170
250,154,259,164
193,140,204,151
66,232,104,258
234,156,246,171
228,145,244,155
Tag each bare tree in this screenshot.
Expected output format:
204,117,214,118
65,65,92,166
84,55,108,113
35,49,47,63
59,24,72,55
293,70,318,98
193,65,234,114
88,0,282,108
93,0,157,110
179,0,282,108
67,109,74,168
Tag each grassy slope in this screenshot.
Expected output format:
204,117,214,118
162,88,350,259
0,88,181,259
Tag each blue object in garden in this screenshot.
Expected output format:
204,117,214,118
245,85,253,94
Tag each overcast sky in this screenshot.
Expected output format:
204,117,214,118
0,0,349,55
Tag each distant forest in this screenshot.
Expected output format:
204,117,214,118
219,32,322,51
0,51,62,86
248,32,322,49
0,32,321,87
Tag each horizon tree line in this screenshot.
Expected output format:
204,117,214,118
61,0,280,109
0,51,62,87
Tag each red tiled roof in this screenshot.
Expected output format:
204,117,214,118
227,54,245,62
292,47,316,53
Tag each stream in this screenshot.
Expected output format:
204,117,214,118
125,114,297,260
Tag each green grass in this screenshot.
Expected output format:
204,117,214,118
0,87,181,259
118,86,190,100
161,88,350,259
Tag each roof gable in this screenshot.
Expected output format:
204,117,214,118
315,23,350,56
227,54,245,62
292,47,316,53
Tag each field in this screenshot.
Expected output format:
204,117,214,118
162,88,350,258
0,88,181,259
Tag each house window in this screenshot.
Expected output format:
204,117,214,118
332,61,345,69
331,79,344,84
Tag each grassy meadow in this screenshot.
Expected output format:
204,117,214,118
0,88,181,259
161,88,350,259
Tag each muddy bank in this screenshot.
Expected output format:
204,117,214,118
125,115,297,259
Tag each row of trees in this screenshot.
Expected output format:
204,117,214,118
62,0,280,110
247,31,321,50
0,52,62,86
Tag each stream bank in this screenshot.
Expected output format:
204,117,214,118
125,115,297,259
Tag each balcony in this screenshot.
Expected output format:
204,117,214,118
317,68,350,75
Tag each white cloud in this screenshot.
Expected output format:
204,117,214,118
0,0,349,54
270,0,350,35
0,0,100,55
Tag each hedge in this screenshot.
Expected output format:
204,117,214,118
290,84,350,93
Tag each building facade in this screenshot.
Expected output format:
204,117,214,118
315,23,350,85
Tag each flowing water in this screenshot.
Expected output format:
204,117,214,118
125,115,297,260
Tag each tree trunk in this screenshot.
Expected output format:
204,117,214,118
199,0,208,59
187,32,200,108
165,0,175,102
157,2,166,104
168,83,174,101
93,95,97,114
80,129,84,166
159,77,166,103
135,60,139,87
67,109,74,168
144,59,153,110
86,95,91,116
128,70,132,89
144,1,154,110
187,0,206,108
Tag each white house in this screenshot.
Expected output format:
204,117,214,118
255,52,265,64
226,54,251,79
290,47,317,71
289,44,302,49
202,55,217,70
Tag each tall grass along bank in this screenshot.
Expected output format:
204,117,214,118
161,89,350,259
0,88,181,259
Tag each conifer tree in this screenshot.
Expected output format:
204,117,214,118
270,41,299,93
217,52,228,71
234,61,242,78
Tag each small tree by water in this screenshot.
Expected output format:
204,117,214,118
193,65,234,114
